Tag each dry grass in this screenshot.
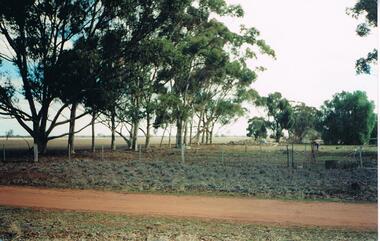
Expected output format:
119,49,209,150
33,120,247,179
0,207,377,241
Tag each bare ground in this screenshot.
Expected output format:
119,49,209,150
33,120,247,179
0,185,377,231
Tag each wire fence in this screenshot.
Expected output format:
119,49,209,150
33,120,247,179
135,143,377,170
0,137,377,170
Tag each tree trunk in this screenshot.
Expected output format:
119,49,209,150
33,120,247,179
111,111,116,151
68,103,78,154
209,123,214,144
189,115,193,145
183,120,188,145
160,124,167,148
145,114,151,149
35,135,48,156
201,128,205,144
132,119,139,151
201,113,206,144
129,122,134,150
275,124,281,143
205,120,211,144
196,111,203,145
168,125,172,148
176,117,183,148
91,111,96,152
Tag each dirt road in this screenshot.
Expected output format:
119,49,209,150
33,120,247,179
0,186,377,230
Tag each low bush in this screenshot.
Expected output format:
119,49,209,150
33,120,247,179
0,158,377,201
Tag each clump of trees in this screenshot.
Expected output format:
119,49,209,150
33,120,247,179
247,90,377,145
0,0,275,158
319,91,376,145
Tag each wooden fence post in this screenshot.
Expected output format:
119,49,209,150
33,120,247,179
101,145,104,161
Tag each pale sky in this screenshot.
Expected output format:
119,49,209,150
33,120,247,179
0,0,378,136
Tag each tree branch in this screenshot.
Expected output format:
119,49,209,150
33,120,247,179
47,122,92,141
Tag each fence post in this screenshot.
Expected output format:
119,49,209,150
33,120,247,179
2,144,5,162
181,144,186,164
286,145,289,167
33,143,38,163
245,143,247,153
359,146,363,168
101,145,104,161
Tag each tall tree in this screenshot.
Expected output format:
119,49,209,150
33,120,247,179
319,91,376,145
155,1,274,147
0,0,192,154
0,0,117,153
246,116,267,140
259,92,294,143
289,103,319,143
48,37,101,154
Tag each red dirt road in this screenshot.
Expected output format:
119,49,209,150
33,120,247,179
0,186,377,230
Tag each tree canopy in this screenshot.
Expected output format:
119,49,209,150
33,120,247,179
0,0,192,153
257,92,293,143
347,0,378,74
319,91,376,145
246,117,267,140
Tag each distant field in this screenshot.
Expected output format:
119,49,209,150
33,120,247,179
0,207,377,241
0,136,251,151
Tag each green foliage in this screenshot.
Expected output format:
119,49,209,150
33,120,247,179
0,0,194,151
319,91,376,145
0,0,274,149
347,0,378,74
355,49,378,74
246,117,267,140
289,103,320,143
259,92,294,142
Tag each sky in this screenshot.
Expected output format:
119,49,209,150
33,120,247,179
0,0,378,136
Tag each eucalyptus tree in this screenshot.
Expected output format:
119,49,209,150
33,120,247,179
246,117,267,140
0,0,192,154
155,1,274,147
119,38,174,150
259,92,294,143
347,0,378,74
0,0,115,153
48,36,103,154
319,91,376,145
288,103,319,143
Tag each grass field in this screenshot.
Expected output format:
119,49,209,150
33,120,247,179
0,207,377,241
